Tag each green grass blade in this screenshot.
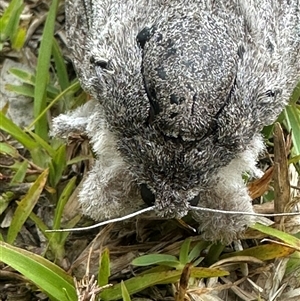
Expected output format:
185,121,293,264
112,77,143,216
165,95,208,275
0,0,24,40
5,83,35,98
100,267,228,300
11,26,27,50
132,254,179,268
98,248,111,287
284,105,300,157
0,142,19,158
290,80,300,104
205,242,225,266
27,130,56,157
251,223,300,250
3,1,23,41
49,144,67,187
52,38,70,91
29,212,49,234
0,112,38,151
10,160,28,184
286,251,300,275
46,177,76,260
6,169,49,244
34,0,60,141
8,68,60,98
67,155,93,165
0,192,13,215
53,176,76,231
0,241,77,301
221,243,295,260
9,68,36,85
61,215,82,241
179,238,191,265
121,281,132,301
188,241,210,263
289,154,300,164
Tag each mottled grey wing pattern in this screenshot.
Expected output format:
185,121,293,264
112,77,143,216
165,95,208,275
55,0,300,243
65,0,96,93
140,11,239,141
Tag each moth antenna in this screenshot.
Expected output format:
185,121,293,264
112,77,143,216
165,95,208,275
45,206,155,233
45,206,300,233
189,206,300,217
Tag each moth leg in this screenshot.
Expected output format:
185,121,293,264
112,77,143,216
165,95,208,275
78,158,145,221
193,135,264,243
51,99,98,137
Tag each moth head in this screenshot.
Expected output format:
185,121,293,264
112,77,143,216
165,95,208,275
140,182,200,219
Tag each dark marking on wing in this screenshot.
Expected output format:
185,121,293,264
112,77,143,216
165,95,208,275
140,183,155,206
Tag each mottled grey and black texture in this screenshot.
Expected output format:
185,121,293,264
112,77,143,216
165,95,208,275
53,0,300,243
